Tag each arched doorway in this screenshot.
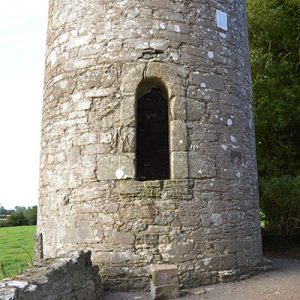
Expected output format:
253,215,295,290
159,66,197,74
136,83,170,181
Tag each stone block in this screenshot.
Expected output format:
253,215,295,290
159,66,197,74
96,154,135,180
150,264,178,286
121,127,135,152
150,264,179,300
121,96,136,127
111,231,135,246
170,151,188,179
145,62,183,97
74,133,97,145
120,63,145,95
190,73,225,91
34,232,44,261
211,255,237,270
170,97,186,120
218,270,237,282
151,283,179,300
186,99,206,121
170,120,187,151
188,151,216,179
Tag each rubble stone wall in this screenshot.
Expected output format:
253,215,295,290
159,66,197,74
38,0,263,290
0,251,101,300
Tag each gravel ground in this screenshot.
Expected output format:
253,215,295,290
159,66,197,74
102,257,300,300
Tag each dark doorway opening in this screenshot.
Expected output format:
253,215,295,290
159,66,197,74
136,86,170,181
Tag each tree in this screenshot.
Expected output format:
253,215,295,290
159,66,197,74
247,0,300,178
0,205,7,216
247,0,300,236
4,206,37,227
7,210,27,226
24,206,37,225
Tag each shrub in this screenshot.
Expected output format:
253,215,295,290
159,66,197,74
0,206,37,227
7,211,27,227
0,220,8,227
260,175,300,238
23,206,37,226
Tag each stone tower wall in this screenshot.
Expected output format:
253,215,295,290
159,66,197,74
38,0,263,290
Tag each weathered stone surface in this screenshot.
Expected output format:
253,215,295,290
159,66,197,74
170,151,188,179
190,73,225,90
150,265,178,286
186,99,206,122
96,154,135,180
34,233,43,262
0,251,101,300
170,120,187,152
188,151,216,178
38,0,263,291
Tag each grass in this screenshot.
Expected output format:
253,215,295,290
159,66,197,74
0,225,36,279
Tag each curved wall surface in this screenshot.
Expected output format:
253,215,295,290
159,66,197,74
38,0,263,289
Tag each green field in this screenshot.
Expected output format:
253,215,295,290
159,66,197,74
0,225,36,279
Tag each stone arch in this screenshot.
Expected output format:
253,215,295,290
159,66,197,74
135,79,170,181
121,62,189,179
143,63,189,179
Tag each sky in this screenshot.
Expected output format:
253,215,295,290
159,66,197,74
0,0,48,209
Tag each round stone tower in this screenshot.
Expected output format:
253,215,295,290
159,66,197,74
38,0,263,290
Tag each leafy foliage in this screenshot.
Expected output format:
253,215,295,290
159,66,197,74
247,0,300,237
0,206,37,227
260,176,300,237
248,0,300,177
0,206,13,219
